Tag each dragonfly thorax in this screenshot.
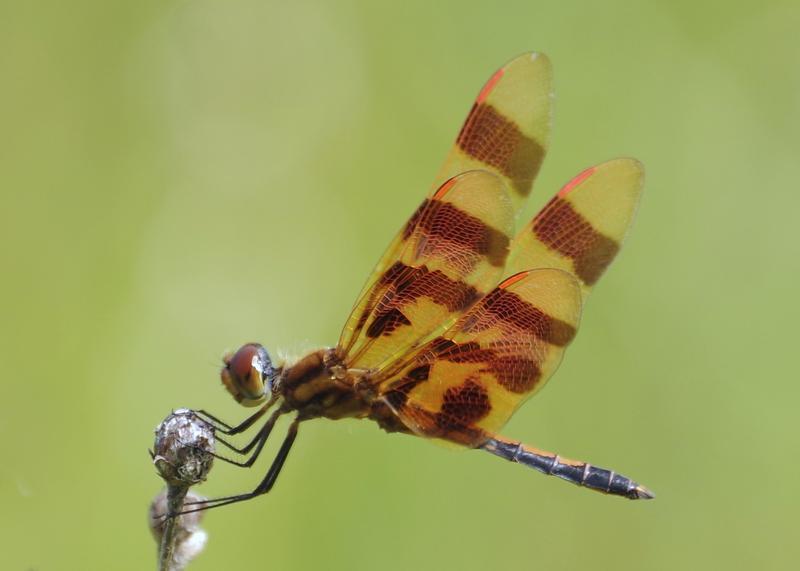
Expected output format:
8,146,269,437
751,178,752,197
277,349,372,421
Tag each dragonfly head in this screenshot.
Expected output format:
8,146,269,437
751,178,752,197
220,343,276,407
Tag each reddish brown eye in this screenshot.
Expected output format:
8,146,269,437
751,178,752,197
220,343,275,407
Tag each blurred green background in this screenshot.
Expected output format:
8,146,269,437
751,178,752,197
2,0,798,569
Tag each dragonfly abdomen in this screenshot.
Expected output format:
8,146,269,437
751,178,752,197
480,436,654,500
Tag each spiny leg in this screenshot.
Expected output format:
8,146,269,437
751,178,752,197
215,410,280,455
480,434,654,500
194,409,235,431
209,409,282,468
196,396,276,435
177,417,301,516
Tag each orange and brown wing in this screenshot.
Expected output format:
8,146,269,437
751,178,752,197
433,52,553,210
338,171,515,371
376,268,582,447
338,54,554,371
506,158,644,299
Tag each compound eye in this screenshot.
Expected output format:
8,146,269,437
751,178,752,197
220,343,274,407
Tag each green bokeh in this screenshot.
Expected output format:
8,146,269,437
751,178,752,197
2,1,798,569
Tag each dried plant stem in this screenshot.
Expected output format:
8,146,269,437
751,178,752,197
158,485,189,571
150,409,215,571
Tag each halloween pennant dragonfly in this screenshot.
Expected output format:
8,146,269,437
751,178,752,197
185,52,652,515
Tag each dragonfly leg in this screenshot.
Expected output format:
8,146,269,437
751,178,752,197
193,409,234,431
196,396,276,435
176,417,301,516
206,409,282,467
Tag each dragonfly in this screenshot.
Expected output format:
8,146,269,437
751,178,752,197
185,52,652,515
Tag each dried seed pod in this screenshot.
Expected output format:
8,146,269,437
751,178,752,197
152,408,215,486
151,409,216,570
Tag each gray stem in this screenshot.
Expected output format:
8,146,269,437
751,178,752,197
158,485,189,571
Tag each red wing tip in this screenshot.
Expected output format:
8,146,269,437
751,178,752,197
433,176,459,199
476,67,505,104
632,485,655,500
497,271,530,289
558,166,596,198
